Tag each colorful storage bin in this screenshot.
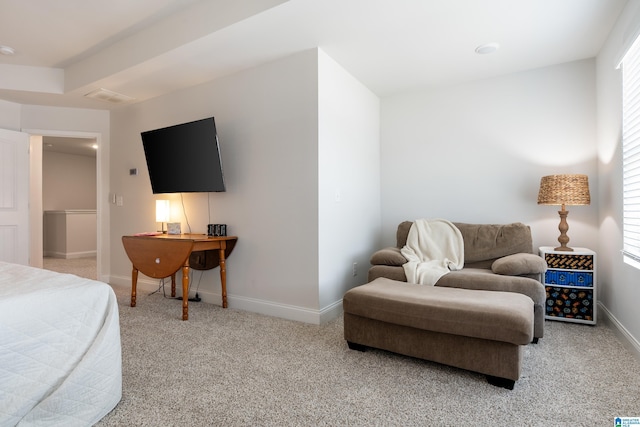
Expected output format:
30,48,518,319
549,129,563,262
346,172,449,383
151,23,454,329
544,270,593,287
545,286,594,321
544,253,594,270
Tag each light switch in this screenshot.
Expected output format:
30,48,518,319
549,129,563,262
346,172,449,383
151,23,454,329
116,196,123,206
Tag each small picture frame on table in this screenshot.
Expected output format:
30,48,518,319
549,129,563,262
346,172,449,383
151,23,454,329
167,222,181,235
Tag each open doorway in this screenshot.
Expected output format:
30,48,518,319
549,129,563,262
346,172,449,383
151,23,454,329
41,136,98,280
24,127,106,282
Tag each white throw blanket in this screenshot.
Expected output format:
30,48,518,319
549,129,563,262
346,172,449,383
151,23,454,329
401,218,464,285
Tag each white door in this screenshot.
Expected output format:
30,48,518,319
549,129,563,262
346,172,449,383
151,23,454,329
0,128,29,265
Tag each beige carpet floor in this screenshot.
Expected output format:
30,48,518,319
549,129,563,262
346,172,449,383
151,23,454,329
89,284,640,427
43,256,97,280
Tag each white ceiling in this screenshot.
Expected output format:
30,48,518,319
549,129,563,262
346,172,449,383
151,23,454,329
0,0,629,111
42,136,97,158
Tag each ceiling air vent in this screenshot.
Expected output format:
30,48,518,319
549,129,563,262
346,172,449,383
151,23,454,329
84,88,135,104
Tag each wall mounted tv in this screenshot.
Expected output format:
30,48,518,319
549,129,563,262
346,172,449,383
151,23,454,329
141,117,226,194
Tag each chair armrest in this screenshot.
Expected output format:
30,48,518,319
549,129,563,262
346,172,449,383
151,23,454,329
491,253,547,276
370,247,407,266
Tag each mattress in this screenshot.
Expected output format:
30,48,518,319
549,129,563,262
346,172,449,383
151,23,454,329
0,262,122,426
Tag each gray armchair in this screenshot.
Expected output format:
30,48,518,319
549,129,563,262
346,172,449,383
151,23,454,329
368,221,547,340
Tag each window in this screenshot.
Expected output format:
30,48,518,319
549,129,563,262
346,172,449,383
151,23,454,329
622,35,640,267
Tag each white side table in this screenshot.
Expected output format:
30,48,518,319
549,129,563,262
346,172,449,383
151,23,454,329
539,246,596,325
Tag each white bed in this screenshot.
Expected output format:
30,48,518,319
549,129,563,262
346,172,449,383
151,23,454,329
0,261,122,426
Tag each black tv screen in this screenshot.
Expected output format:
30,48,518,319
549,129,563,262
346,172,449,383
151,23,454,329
141,117,226,194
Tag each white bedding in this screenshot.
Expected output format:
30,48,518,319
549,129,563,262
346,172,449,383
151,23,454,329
0,262,122,426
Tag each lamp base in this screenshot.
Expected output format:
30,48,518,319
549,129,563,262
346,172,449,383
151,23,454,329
554,208,574,252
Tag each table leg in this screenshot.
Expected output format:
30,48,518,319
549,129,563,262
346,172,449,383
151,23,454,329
219,248,227,308
131,267,138,307
182,265,189,320
171,273,176,297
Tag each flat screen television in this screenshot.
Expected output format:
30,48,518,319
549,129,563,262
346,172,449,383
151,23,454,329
141,117,226,194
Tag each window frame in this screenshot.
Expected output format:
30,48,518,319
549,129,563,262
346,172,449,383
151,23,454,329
622,34,640,269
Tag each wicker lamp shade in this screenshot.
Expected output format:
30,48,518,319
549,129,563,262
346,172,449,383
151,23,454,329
537,174,591,206
537,174,590,252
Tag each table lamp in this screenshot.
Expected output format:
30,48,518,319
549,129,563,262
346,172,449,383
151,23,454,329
537,174,590,251
156,199,170,233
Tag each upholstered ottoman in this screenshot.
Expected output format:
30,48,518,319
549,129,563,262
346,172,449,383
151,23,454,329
343,278,534,389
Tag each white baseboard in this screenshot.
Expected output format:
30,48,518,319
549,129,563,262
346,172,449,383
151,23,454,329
598,302,640,363
320,299,343,324
44,250,97,259
108,275,343,325
228,294,342,325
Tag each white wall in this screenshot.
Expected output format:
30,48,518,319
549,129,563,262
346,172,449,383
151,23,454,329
109,49,382,323
317,50,381,316
596,0,640,353
43,210,97,258
43,151,97,210
380,59,599,253
0,100,21,130
110,49,327,321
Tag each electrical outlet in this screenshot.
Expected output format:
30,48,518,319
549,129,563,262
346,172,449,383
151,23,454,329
352,262,358,277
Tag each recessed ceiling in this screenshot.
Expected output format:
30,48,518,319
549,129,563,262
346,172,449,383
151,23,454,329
0,0,629,110
43,136,97,157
